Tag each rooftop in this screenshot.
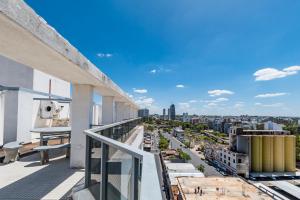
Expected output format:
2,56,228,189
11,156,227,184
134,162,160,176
0,150,84,200
177,177,272,200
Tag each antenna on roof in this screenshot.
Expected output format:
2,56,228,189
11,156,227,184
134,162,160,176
49,79,52,99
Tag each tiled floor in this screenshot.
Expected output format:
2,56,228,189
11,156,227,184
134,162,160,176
0,149,84,200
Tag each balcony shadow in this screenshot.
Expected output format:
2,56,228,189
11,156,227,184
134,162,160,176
0,151,78,200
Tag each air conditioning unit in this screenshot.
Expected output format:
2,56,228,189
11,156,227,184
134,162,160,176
39,100,63,119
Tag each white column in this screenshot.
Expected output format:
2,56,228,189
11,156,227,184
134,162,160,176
130,106,134,119
102,96,115,124
115,101,125,122
124,104,130,120
70,84,94,168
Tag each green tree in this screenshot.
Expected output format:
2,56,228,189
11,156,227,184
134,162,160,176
159,135,169,151
197,164,205,172
184,128,192,148
177,149,191,161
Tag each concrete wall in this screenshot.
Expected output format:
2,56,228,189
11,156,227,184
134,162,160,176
1,91,18,144
0,55,34,89
33,70,70,98
237,135,250,154
0,90,33,145
0,56,71,145
17,90,33,143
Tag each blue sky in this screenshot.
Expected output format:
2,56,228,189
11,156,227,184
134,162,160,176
26,0,300,116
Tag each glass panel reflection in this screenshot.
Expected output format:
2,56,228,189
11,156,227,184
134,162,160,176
106,145,134,200
88,139,102,199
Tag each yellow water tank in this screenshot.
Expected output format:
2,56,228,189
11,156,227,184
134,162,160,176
251,136,262,172
262,136,274,172
273,136,285,172
285,136,296,172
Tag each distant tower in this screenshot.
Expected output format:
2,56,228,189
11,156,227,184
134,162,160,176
163,108,166,120
170,104,176,120
168,108,170,120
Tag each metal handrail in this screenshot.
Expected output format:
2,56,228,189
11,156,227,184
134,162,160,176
88,117,141,133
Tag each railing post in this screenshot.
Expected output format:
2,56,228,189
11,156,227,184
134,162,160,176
101,142,109,200
132,157,140,200
85,135,91,188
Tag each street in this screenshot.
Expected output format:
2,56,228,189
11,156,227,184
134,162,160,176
162,132,223,177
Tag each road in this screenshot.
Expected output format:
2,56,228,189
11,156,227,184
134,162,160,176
162,132,222,177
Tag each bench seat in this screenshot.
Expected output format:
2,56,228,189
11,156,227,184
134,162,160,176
34,143,71,165
34,143,70,151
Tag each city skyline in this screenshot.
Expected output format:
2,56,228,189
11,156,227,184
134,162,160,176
26,0,300,117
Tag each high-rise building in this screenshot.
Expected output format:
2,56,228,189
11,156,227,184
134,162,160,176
138,108,149,118
162,108,166,120
170,104,176,120
167,108,170,120
182,112,190,122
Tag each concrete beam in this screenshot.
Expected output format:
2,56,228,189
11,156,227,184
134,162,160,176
70,84,94,168
0,0,138,109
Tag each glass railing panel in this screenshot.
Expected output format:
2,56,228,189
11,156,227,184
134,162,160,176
87,138,102,200
105,144,134,200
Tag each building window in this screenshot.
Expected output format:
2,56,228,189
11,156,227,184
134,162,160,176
228,157,230,161
238,159,242,163
228,163,231,166
224,155,226,159
233,159,236,163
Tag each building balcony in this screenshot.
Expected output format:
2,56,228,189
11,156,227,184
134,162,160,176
72,118,162,200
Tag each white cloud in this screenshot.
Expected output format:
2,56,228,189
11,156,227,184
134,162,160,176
149,67,172,74
255,92,287,98
207,102,217,107
234,102,244,108
208,89,234,97
150,69,157,74
178,102,190,109
202,97,229,104
254,102,284,107
97,53,113,58
133,88,148,94
283,65,300,72
189,100,198,103
215,98,229,102
176,84,185,88
126,93,134,99
135,96,154,107
254,66,300,81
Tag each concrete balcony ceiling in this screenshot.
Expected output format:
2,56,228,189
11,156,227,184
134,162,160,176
0,0,138,108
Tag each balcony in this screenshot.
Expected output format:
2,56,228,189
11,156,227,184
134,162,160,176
77,118,162,200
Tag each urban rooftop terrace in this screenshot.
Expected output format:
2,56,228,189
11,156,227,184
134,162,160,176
0,0,164,199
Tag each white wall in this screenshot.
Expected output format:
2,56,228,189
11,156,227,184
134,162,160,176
2,91,18,144
32,70,71,125
17,91,33,143
0,55,34,89
0,56,71,145
33,70,70,97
